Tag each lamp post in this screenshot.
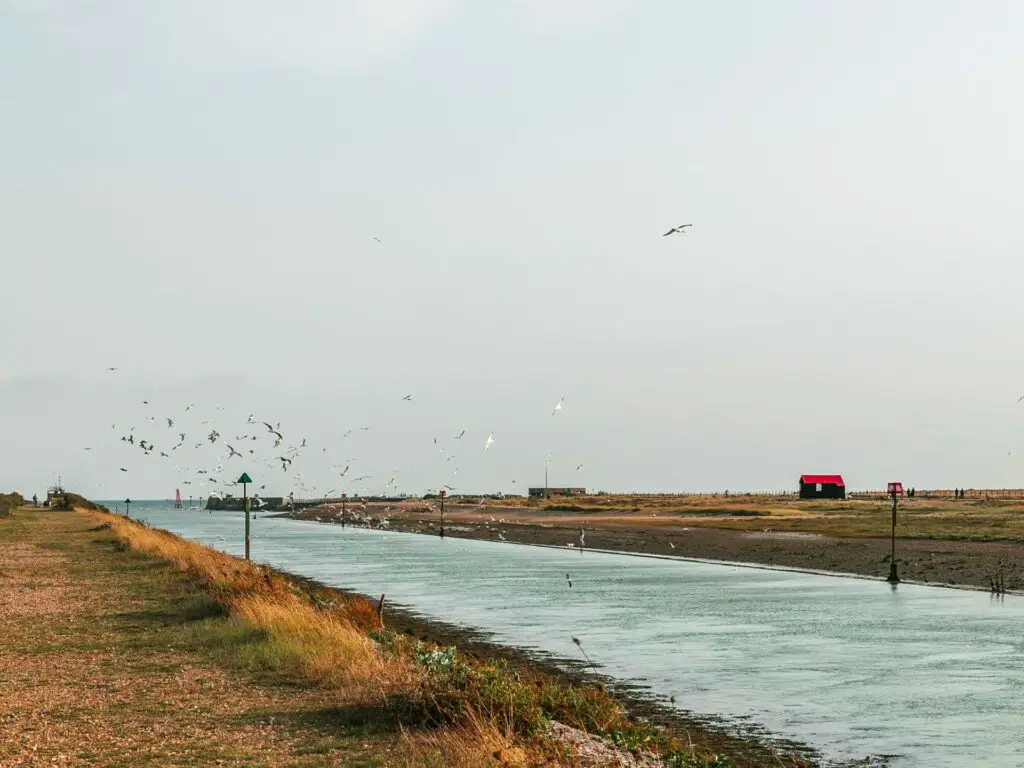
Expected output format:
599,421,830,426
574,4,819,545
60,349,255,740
439,489,446,538
238,473,252,561
124,498,131,519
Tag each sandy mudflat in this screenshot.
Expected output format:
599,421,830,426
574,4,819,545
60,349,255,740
288,502,1022,592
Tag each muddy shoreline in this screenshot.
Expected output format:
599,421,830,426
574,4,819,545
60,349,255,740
281,503,1021,592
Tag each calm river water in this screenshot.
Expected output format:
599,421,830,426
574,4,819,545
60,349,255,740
123,503,1024,767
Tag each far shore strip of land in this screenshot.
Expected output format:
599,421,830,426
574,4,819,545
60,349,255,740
284,495,1023,592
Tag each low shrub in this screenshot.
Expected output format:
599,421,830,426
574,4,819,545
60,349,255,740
0,492,22,518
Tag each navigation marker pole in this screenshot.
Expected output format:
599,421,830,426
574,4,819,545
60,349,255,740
439,488,446,538
239,473,252,561
886,482,902,584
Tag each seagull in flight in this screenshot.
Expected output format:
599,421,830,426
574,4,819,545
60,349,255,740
566,573,572,588
226,445,242,459
119,467,128,472
484,433,495,451
402,394,413,401
166,418,174,428
454,429,465,440
373,236,382,243
278,456,293,471
106,367,118,372
662,224,693,236
576,464,584,471
552,397,564,415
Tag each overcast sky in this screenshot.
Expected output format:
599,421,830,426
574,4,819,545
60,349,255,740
3,1,1024,500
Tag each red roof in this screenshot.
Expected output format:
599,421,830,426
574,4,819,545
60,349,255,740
800,474,845,487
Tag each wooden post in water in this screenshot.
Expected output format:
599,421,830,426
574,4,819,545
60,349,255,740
439,489,446,538
341,493,347,528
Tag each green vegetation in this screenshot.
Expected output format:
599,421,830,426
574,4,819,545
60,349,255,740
0,491,23,518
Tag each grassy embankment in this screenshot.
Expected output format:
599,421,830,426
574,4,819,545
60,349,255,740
462,494,1024,541
1,504,809,767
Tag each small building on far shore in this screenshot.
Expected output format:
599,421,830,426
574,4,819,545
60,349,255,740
529,487,586,499
798,474,845,499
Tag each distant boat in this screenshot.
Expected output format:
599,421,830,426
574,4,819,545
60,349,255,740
174,489,182,509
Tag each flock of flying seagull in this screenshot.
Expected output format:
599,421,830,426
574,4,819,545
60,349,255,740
91,225,693,499
86,375,579,501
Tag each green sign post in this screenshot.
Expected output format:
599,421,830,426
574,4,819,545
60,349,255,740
238,473,252,560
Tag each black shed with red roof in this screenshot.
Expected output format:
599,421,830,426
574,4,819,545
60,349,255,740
799,474,846,500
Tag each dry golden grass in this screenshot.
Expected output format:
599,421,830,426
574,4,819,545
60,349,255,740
393,713,533,768
457,494,1024,541
98,512,417,697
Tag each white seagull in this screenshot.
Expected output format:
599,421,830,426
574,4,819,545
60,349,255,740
484,433,495,451
662,224,693,236
552,397,564,415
